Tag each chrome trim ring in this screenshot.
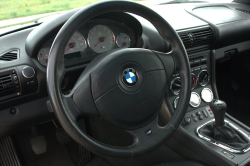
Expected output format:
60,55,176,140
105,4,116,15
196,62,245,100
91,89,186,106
191,73,197,90
198,70,209,86
201,88,214,103
196,119,250,154
170,77,181,95
189,92,201,108
22,66,35,78
116,33,131,48
173,97,179,109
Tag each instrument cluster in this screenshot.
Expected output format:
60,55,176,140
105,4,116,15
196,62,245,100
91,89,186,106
37,19,136,67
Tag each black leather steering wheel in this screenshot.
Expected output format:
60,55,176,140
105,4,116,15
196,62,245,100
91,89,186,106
47,1,191,158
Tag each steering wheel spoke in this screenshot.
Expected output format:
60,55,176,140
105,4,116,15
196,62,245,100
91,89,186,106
61,94,82,120
126,116,170,156
152,51,175,81
72,75,100,117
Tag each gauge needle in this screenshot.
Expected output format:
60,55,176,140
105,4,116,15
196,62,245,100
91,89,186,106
64,42,75,52
40,55,48,62
119,41,127,46
93,37,105,48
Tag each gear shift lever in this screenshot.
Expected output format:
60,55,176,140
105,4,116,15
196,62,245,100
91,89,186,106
200,99,250,151
209,99,227,126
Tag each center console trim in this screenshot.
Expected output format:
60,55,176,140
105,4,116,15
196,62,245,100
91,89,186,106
196,119,250,154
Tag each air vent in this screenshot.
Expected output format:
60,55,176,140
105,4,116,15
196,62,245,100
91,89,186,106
236,9,250,14
0,70,21,101
0,50,19,61
178,26,214,54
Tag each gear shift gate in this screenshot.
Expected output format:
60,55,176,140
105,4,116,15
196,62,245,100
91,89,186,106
196,99,250,154
197,119,250,154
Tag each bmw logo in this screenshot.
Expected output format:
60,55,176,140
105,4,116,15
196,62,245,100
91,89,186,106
122,68,139,87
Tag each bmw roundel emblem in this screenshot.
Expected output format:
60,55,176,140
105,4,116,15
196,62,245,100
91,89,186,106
122,68,139,87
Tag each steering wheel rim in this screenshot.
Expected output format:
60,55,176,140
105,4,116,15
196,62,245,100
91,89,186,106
47,1,191,158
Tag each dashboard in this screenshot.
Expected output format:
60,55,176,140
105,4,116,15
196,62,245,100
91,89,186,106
0,2,250,139
37,18,137,67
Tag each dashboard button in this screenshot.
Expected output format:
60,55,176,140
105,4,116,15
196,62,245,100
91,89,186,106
199,115,204,120
193,117,198,122
184,117,191,124
202,109,208,118
196,111,201,116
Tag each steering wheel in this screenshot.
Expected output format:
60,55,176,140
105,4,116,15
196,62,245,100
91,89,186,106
47,1,191,158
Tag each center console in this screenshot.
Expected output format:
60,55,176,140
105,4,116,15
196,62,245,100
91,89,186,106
169,50,213,113
165,49,250,166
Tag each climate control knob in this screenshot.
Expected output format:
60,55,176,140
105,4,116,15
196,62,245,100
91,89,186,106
191,73,197,90
198,70,209,86
170,77,181,95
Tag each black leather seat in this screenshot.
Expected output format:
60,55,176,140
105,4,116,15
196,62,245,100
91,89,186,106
150,160,206,166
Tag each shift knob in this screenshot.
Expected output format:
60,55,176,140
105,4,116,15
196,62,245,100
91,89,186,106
209,99,227,126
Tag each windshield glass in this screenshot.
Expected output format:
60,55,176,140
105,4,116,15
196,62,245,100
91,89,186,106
0,0,233,35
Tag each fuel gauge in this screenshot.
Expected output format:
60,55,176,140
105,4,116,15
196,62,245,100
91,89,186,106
37,47,50,66
116,33,131,48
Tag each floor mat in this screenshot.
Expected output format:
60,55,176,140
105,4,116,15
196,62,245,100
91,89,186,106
12,121,80,166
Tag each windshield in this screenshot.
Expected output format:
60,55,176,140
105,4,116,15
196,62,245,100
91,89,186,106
0,0,233,35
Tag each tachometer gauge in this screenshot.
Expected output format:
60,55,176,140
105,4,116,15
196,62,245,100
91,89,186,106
37,47,50,66
64,31,87,55
87,25,115,53
116,33,131,48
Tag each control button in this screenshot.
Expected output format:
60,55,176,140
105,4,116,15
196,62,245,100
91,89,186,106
13,75,18,81
191,113,195,118
202,109,208,118
193,117,198,122
185,117,191,124
199,115,204,120
196,111,202,116
206,107,214,117
30,81,34,85
10,108,17,115
22,66,35,78
14,80,19,85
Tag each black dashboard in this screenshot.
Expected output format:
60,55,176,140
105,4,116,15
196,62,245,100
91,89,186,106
0,2,250,139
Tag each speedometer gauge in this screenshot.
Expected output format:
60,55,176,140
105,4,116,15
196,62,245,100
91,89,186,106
64,31,87,55
88,25,115,53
